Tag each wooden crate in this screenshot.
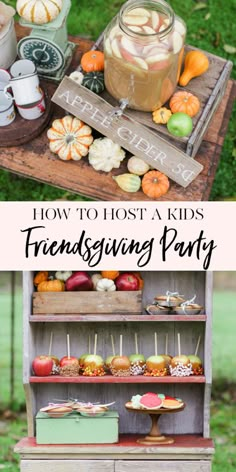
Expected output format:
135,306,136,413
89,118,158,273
96,39,233,158
33,291,142,315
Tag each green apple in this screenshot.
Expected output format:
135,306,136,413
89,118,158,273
105,355,116,367
146,355,166,370
129,354,146,363
188,355,202,369
167,112,193,137
84,354,104,369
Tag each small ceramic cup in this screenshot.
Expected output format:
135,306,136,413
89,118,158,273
16,92,46,120
10,59,36,78
0,69,11,91
0,90,15,126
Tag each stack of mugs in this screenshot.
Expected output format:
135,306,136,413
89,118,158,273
0,59,46,127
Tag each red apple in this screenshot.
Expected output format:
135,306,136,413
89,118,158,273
115,273,139,291
65,272,93,291
32,355,53,376
60,356,79,367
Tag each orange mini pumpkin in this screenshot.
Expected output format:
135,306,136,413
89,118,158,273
81,51,105,72
101,271,119,280
34,271,48,286
133,272,144,290
142,170,170,199
170,91,200,117
37,280,65,292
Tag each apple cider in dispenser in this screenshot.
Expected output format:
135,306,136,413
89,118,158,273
104,0,186,112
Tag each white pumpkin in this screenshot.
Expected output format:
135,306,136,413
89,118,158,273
88,138,126,172
127,156,150,176
16,0,62,25
96,278,116,292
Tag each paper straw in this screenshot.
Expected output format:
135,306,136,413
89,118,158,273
88,334,91,354
67,334,70,359
195,335,201,356
177,333,181,356
94,333,97,355
135,333,138,355
111,334,115,356
48,332,53,356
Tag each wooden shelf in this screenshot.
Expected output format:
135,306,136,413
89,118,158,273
15,434,214,455
29,375,206,384
29,314,207,322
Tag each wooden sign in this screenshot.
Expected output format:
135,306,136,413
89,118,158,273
52,77,203,188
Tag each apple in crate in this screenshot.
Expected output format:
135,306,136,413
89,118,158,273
65,272,93,291
115,273,139,291
32,355,53,376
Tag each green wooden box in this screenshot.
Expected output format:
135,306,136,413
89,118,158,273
36,411,119,445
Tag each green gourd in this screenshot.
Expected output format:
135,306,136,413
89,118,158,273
82,72,104,94
113,174,141,193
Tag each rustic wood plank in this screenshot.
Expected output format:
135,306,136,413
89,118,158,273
21,459,114,472
0,25,234,201
29,375,206,383
29,314,207,322
33,291,142,314
116,460,211,472
15,435,215,458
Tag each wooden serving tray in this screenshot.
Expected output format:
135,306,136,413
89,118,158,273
0,86,53,147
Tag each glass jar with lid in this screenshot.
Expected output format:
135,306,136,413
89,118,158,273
104,0,186,112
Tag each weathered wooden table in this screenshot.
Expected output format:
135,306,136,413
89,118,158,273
0,24,235,201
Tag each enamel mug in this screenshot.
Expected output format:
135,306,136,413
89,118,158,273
0,69,11,90
5,71,41,106
10,59,36,78
0,91,15,126
16,93,46,120
0,20,17,69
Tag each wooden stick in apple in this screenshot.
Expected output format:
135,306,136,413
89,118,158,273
188,335,204,375
160,333,172,368
59,333,79,375
110,333,131,377
145,332,167,377
94,333,97,356
83,332,105,377
170,333,192,376
129,333,146,376
105,334,116,372
48,332,59,375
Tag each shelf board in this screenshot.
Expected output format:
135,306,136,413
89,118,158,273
29,314,207,322
15,435,214,457
29,375,206,384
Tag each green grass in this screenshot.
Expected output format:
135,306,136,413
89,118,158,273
1,0,236,201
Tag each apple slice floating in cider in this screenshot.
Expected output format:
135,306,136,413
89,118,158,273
133,56,149,70
172,31,183,54
111,39,122,58
123,15,149,26
121,36,138,56
142,25,156,35
174,19,186,36
146,52,170,64
151,11,160,30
